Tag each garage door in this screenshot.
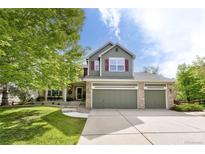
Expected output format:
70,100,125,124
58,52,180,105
145,90,166,108
93,89,137,109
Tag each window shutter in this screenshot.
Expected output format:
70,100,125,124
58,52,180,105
91,61,94,70
105,59,109,71
125,59,129,71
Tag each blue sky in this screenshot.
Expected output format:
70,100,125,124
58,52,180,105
79,9,205,78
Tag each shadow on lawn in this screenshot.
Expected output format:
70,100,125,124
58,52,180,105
41,109,86,137
0,106,86,145
0,109,50,144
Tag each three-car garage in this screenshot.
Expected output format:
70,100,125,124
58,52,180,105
91,83,167,109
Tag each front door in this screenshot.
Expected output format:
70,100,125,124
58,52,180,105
76,87,83,100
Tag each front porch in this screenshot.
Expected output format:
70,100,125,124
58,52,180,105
36,82,86,103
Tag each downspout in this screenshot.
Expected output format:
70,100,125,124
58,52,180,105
99,57,102,76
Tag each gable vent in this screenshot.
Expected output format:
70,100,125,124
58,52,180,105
115,47,118,52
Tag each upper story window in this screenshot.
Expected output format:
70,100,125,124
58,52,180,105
94,60,99,71
109,58,125,72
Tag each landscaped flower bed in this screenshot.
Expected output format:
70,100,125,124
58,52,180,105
171,103,204,112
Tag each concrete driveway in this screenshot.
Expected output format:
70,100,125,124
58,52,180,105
78,109,205,145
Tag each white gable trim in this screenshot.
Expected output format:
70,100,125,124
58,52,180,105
98,43,136,58
86,42,113,59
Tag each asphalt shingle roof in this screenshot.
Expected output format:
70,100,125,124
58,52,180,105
134,72,175,82
83,72,175,83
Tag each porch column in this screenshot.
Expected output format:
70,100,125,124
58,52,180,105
44,89,48,102
137,82,145,109
62,88,67,102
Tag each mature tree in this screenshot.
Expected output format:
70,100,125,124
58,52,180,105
143,66,159,74
176,56,205,101
0,9,85,105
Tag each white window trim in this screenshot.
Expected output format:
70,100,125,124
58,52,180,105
109,57,125,72
76,87,83,100
87,59,89,75
100,57,102,76
94,60,99,71
48,90,62,97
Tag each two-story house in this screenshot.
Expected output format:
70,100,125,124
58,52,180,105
37,42,175,109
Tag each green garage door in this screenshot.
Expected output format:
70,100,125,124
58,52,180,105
145,90,166,108
93,89,137,109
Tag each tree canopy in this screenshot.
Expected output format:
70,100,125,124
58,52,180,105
0,9,85,104
143,66,159,74
176,56,205,101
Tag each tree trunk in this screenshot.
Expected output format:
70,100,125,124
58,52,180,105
1,84,9,106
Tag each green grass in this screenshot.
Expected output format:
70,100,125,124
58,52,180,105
201,103,205,109
0,106,86,145
171,103,204,112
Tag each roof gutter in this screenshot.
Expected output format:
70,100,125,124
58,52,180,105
83,78,175,83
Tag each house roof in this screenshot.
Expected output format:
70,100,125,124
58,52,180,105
83,72,175,83
86,42,136,59
98,43,136,58
86,42,114,59
134,72,175,83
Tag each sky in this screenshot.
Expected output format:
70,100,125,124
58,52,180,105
79,8,205,78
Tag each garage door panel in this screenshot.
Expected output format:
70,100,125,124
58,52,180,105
145,90,166,108
93,89,137,109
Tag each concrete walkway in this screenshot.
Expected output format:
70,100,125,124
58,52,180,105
78,109,205,145
62,105,90,118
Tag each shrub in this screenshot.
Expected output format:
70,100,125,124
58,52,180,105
66,97,73,101
171,103,204,112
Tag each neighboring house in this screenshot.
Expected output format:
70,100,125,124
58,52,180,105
0,85,21,105
37,42,175,109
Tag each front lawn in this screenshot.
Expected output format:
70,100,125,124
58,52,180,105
0,106,86,145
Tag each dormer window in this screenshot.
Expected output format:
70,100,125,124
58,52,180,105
94,60,99,71
109,58,125,72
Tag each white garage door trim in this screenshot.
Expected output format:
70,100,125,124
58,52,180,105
92,85,138,90
91,82,138,108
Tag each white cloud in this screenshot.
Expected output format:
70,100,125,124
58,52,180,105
127,9,205,78
98,8,121,40
99,9,205,78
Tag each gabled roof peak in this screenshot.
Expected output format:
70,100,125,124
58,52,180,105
98,43,136,58
86,41,114,59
